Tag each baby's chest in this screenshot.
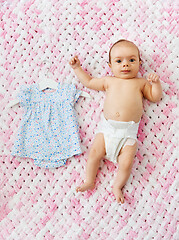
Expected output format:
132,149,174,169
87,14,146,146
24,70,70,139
109,83,141,96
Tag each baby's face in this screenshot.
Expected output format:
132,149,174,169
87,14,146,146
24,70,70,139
109,42,140,79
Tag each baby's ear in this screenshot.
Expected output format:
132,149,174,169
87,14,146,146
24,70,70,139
108,62,112,68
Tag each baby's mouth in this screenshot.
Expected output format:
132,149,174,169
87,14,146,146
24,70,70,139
121,70,130,73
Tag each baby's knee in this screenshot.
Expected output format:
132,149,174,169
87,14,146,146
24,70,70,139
89,147,102,160
89,148,97,158
118,157,133,171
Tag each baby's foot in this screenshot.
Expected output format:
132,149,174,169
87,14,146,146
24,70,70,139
76,181,95,192
113,185,125,204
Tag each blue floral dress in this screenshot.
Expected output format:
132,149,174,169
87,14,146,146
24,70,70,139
12,83,82,168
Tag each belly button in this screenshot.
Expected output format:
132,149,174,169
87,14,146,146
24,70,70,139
116,112,120,117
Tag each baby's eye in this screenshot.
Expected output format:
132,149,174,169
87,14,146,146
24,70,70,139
116,60,121,63
130,59,135,62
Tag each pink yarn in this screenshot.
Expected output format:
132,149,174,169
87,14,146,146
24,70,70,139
0,0,178,239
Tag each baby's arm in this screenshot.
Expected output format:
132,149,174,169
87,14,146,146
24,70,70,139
142,73,162,102
69,56,107,91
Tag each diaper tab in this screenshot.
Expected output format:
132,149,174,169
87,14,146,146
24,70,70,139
108,119,139,140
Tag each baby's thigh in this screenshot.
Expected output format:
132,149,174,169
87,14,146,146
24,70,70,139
89,133,106,159
117,141,137,169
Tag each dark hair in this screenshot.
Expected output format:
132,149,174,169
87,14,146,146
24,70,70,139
108,39,141,63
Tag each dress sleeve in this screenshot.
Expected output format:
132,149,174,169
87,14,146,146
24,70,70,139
17,85,32,108
69,84,81,103
74,87,82,103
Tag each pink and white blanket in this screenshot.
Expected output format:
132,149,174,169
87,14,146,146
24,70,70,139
0,0,178,239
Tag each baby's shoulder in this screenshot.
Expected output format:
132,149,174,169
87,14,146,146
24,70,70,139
136,78,149,92
136,77,147,86
103,76,114,81
103,76,118,83
99,76,115,86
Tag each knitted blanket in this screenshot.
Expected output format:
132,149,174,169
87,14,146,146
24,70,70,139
0,0,178,239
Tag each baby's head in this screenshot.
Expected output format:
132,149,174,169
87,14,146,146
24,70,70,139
108,39,141,79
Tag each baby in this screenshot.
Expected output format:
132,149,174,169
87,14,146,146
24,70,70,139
69,39,162,203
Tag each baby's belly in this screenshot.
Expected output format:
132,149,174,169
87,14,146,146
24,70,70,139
103,101,143,123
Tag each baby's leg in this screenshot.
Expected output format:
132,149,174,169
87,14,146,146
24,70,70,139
113,141,137,203
76,133,106,192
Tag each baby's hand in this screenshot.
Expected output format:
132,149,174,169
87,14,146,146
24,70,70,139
147,73,160,83
69,56,81,69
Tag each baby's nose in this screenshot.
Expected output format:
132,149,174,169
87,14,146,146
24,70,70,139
123,62,129,67
122,59,129,67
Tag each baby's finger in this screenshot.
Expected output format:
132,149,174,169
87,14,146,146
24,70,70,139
153,74,159,82
153,75,158,82
147,74,152,82
148,73,152,78
155,75,159,82
72,58,76,64
70,58,76,65
74,56,79,63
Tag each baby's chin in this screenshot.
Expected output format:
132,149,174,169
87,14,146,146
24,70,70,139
115,74,138,79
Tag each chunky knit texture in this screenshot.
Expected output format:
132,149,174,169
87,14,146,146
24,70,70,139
0,0,178,239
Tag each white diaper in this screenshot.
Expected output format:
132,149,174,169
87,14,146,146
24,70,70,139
96,115,140,163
